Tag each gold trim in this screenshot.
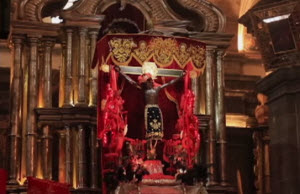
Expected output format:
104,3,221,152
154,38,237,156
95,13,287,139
100,36,206,75
144,104,164,139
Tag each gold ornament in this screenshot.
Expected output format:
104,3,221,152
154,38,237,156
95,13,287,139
175,43,190,66
142,62,158,79
133,40,151,62
188,45,205,68
109,38,136,63
149,38,177,65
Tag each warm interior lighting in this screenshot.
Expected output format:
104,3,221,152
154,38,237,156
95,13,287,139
51,16,63,24
18,177,27,185
238,0,260,52
42,16,63,24
63,0,79,10
263,14,291,23
238,24,245,51
226,114,250,128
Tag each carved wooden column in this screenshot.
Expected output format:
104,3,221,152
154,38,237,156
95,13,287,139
43,39,54,107
8,37,23,184
263,134,271,194
78,124,87,188
65,125,73,184
58,131,66,183
89,31,98,107
76,28,88,106
63,29,73,107
41,39,54,180
41,125,52,179
215,49,228,186
26,36,39,177
90,125,98,188
205,46,218,186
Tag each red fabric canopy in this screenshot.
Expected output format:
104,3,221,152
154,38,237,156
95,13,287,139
93,34,206,141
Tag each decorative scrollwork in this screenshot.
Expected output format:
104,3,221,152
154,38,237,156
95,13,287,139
174,43,190,66
188,45,205,68
109,38,136,63
133,40,151,62
149,38,177,65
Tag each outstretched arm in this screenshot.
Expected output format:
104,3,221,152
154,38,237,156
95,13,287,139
159,70,186,89
114,65,141,89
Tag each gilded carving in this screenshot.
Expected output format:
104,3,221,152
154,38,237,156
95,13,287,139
188,45,205,68
149,38,177,65
109,38,136,63
174,43,190,66
133,41,151,62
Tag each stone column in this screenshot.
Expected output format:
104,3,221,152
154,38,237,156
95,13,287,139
41,125,52,179
8,37,23,184
59,41,66,107
90,125,98,188
215,49,228,186
78,124,87,188
43,39,54,107
263,135,271,194
40,39,54,180
205,46,218,186
58,131,66,183
65,125,73,184
76,28,88,106
63,29,73,107
26,36,39,177
89,31,98,107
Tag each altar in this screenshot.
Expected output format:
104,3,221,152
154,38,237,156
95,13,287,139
116,183,208,194
92,34,207,194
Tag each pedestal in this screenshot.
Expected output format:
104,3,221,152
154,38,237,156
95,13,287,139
257,66,300,194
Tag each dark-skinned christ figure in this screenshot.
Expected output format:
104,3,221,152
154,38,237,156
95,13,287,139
114,62,185,159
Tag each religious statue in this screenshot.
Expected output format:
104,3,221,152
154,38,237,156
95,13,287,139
114,62,185,159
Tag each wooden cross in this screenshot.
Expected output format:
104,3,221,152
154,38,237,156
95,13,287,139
119,66,184,77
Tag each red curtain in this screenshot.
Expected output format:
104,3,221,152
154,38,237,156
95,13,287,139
0,169,7,194
93,34,206,140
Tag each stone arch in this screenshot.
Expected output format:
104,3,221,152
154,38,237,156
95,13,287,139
165,0,226,32
20,0,67,21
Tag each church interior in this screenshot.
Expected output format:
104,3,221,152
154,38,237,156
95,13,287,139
0,0,300,193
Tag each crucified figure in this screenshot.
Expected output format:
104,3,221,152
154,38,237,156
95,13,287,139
114,65,185,159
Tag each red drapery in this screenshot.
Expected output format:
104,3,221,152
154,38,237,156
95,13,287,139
92,34,206,140
27,177,70,194
0,169,7,194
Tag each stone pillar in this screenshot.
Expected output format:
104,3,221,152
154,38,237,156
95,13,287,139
256,66,300,194
263,134,271,194
43,39,54,107
90,125,98,188
215,49,228,186
41,125,52,180
65,125,72,184
78,124,87,188
76,28,88,106
59,41,66,107
8,37,23,184
26,36,39,177
89,31,98,107
63,29,73,107
58,131,66,183
205,46,218,186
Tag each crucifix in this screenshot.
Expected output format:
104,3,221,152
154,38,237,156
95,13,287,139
114,62,185,159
